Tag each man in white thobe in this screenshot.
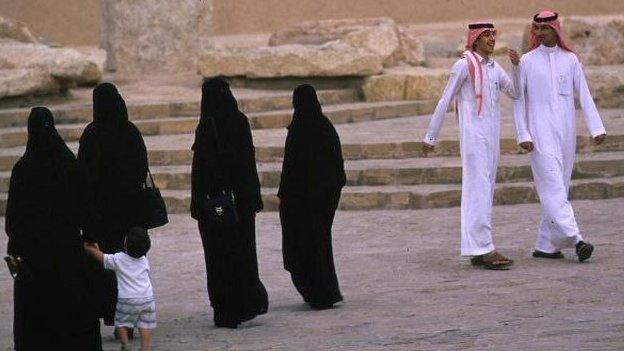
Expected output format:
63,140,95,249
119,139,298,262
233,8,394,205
513,10,607,262
422,23,520,269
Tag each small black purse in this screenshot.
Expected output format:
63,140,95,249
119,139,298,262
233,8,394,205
202,116,240,227
204,190,239,227
142,168,169,229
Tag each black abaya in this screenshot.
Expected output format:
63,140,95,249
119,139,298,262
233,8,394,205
191,77,268,327
278,84,346,308
6,107,102,350
77,82,148,324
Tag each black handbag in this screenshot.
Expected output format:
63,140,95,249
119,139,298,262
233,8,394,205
204,190,239,226
202,116,240,227
142,168,169,229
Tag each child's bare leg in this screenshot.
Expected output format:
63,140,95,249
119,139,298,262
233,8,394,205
139,328,151,351
117,327,129,346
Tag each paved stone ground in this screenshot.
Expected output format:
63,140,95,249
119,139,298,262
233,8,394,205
1,199,623,350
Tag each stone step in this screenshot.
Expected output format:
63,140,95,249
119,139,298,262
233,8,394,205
0,100,437,148
145,151,624,191
2,151,623,194
1,109,623,171
159,176,624,213
0,88,359,129
1,175,622,216
0,133,621,173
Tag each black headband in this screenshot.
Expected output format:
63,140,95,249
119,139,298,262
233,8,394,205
468,23,495,30
533,12,558,23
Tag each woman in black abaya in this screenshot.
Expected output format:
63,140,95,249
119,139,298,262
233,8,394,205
77,82,148,325
191,77,268,328
278,84,346,309
6,107,102,350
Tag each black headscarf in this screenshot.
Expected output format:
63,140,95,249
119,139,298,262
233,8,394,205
278,84,346,201
77,82,148,247
194,77,239,151
6,107,79,256
92,82,128,131
289,84,334,135
191,77,264,217
23,107,76,179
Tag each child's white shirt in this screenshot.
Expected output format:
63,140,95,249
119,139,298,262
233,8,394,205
104,252,154,299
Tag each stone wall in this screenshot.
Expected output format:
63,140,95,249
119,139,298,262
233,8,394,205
213,0,624,35
2,0,624,45
0,0,99,45
100,0,213,74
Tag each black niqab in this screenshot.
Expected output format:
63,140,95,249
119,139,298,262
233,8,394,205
23,107,75,180
77,82,148,325
6,107,102,350
92,82,128,130
191,77,268,327
278,84,345,308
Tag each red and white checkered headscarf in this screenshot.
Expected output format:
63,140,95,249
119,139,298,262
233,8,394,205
529,10,575,52
461,23,496,116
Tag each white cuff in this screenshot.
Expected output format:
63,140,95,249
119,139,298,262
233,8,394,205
590,128,607,138
516,132,533,144
423,133,438,146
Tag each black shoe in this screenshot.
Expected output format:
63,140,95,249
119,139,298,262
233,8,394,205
215,320,239,329
575,241,594,262
214,315,239,329
309,301,336,310
532,250,564,259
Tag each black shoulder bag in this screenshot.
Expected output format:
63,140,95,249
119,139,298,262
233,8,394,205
141,168,169,229
202,116,239,227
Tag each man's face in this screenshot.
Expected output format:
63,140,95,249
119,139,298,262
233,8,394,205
473,30,496,55
533,24,558,46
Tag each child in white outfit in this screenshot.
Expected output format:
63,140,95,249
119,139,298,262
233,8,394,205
85,227,155,351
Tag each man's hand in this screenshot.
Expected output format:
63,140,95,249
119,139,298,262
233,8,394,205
422,142,435,157
593,133,606,145
508,49,520,66
519,141,534,152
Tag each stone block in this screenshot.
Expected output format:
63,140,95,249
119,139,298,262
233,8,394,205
0,68,60,99
570,181,610,200
423,189,461,208
101,0,213,74
0,41,101,86
269,17,425,67
339,192,388,210
362,67,448,102
198,41,383,78
494,185,537,205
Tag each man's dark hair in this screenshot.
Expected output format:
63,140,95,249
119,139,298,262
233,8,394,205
125,227,151,258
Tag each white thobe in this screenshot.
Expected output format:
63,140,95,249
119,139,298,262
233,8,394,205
513,44,606,253
424,55,519,256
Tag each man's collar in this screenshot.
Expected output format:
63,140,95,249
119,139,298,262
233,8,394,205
473,51,495,66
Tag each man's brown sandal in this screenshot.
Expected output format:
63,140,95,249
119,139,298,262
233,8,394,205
532,250,564,259
470,251,514,270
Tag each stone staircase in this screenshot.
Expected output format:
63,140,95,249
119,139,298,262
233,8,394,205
1,87,623,215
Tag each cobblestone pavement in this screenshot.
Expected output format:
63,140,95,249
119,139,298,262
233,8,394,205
1,199,623,350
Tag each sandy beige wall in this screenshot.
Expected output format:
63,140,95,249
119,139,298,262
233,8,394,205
2,0,624,45
0,0,99,45
213,0,624,35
